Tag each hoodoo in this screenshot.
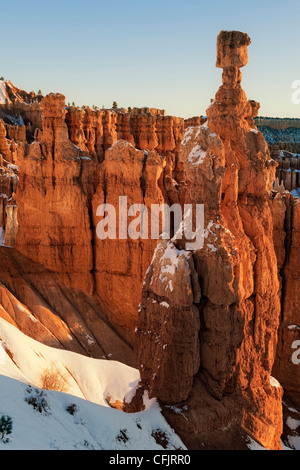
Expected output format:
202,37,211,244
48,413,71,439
134,31,284,450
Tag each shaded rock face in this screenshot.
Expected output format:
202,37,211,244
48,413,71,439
135,30,283,450
0,121,20,247
270,193,300,407
271,148,300,193
135,240,201,403
0,247,138,368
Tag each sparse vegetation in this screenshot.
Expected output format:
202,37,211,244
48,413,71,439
0,415,12,443
25,386,50,415
40,367,69,393
151,429,169,449
116,428,129,443
66,403,78,415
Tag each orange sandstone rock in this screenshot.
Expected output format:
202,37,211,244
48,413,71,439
271,194,300,407
15,93,94,295
92,140,166,342
135,30,283,451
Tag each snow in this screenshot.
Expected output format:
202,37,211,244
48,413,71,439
286,417,300,431
5,114,24,126
207,243,217,253
181,128,192,145
291,188,300,198
7,163,18,171
181,126,200,145
188,144,206,166
163,242,189,267
246,436,267,451
288,325,300,331
269,376,281,388
0,227,5,246
0,81,7,104
0,318,186,450
156,242,189,293
285,415,300,450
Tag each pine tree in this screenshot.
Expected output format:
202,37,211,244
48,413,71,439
112,101,118,109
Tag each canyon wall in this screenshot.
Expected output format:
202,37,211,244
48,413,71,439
255,117,300,131
271,147,300,193
270,192,300,407
0,33,298,450
255,118,300,154
0,90,187,347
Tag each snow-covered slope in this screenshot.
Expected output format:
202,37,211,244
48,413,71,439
0,81,7,105
0,318,185,450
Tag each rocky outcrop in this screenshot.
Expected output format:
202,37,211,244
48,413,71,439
5,90,181,348
271,148,300,193
91,140,167,342
136,239,201,403
255,117,300,131
65,106,185,164
0,246,137,367
184,116,207,128
134,30,283,450
0,80,42,106
270,192,300,407
0,93,140,365
15,93,95,295
0,123,19,246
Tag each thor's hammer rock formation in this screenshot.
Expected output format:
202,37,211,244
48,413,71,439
134,30,283,450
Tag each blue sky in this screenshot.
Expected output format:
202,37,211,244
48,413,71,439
1,0,299,118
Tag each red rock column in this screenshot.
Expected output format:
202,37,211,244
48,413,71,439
135,30,283,451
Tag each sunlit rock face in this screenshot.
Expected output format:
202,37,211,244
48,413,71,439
135,30,283,450
270,192,300,408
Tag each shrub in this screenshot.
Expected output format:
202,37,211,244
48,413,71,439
116,429,129,443
40,367,69,393
66,403,78,415
25,386,50,414
0,415,13,443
